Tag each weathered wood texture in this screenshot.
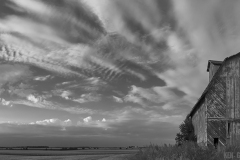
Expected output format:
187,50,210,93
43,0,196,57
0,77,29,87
192,99,207,146
225,58,240,145
209,63,221,82
206,63,226,147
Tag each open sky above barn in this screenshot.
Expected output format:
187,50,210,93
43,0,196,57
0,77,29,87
0,0,240,147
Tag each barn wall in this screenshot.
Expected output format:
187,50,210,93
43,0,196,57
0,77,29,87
225,57,240,145
190,54,240,147
206,61,227,147
192,99,207,146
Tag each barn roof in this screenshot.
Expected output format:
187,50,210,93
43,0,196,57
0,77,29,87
188,52,240,118
206,60,222,72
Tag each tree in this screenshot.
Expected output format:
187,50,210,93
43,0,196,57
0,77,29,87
175,116,197,146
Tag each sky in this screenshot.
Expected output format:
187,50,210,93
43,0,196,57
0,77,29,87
0,0,240,147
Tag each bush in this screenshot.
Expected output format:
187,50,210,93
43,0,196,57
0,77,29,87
129,142,226,160
175,116,197,146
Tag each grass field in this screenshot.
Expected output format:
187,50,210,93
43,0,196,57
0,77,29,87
0,149,137,160
129,142,240,160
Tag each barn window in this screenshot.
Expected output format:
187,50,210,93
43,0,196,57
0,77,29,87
214,138,219,149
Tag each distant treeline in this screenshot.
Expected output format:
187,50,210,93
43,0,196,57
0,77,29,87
0,146,140,150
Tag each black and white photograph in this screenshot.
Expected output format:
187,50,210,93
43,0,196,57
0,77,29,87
0,0,240,159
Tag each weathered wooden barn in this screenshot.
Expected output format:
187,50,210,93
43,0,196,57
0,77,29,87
188,52,240,148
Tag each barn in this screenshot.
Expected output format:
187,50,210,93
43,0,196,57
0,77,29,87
188,52,240,149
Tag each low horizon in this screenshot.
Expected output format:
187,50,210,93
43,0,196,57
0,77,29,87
1,0,239,147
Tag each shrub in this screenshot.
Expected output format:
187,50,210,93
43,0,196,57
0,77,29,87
175,116,197,146
129,142,226,160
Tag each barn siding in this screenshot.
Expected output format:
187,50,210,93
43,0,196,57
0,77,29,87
206,67,226,147
225,58,240,145
192,99,207,146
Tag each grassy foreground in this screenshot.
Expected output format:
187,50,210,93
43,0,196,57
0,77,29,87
0,149,137,160
129,142,240,160
0,154,135,160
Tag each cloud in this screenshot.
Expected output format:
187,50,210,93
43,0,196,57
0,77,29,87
123,85,191,114
32,118,72,127
12,98,99,115
60,90,72,100
0,98,11,106
102,118,106,122
161,0,240,103
0,0,102,78
76,116,109,129
7,83,36,99
124,85,174,105
83,116,92,123
61,107,97,115
0,0,170,89
85,0,215,114
0,64,32,87
61,81,72,85
124,93,144,105
0,104,184,146
54,77,108,93
73,93,101,103
27,94,39,103
112,96,123,103
51,89,73,100
34,75,52,81
0,89,5,95
0,119,179,146
152,86,180,102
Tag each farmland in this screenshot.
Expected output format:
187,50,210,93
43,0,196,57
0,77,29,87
0,149,137,160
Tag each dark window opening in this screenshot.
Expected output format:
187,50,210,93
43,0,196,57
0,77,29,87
214,138,219,149
227,122,231,137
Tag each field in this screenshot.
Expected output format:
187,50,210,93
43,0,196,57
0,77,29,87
130,142,240,160
0,149,137,160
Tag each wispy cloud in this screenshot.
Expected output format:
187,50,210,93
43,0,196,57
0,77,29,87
124,85,179,106
11,99,97,115
0,0,167,84
73,93,101,103
0,64,32,87
34,75,52,81
112,96,123,103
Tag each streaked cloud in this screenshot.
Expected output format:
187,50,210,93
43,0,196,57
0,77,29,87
73,93,101,103
112,96,123,103
124,85,179,106
34,75,52,81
